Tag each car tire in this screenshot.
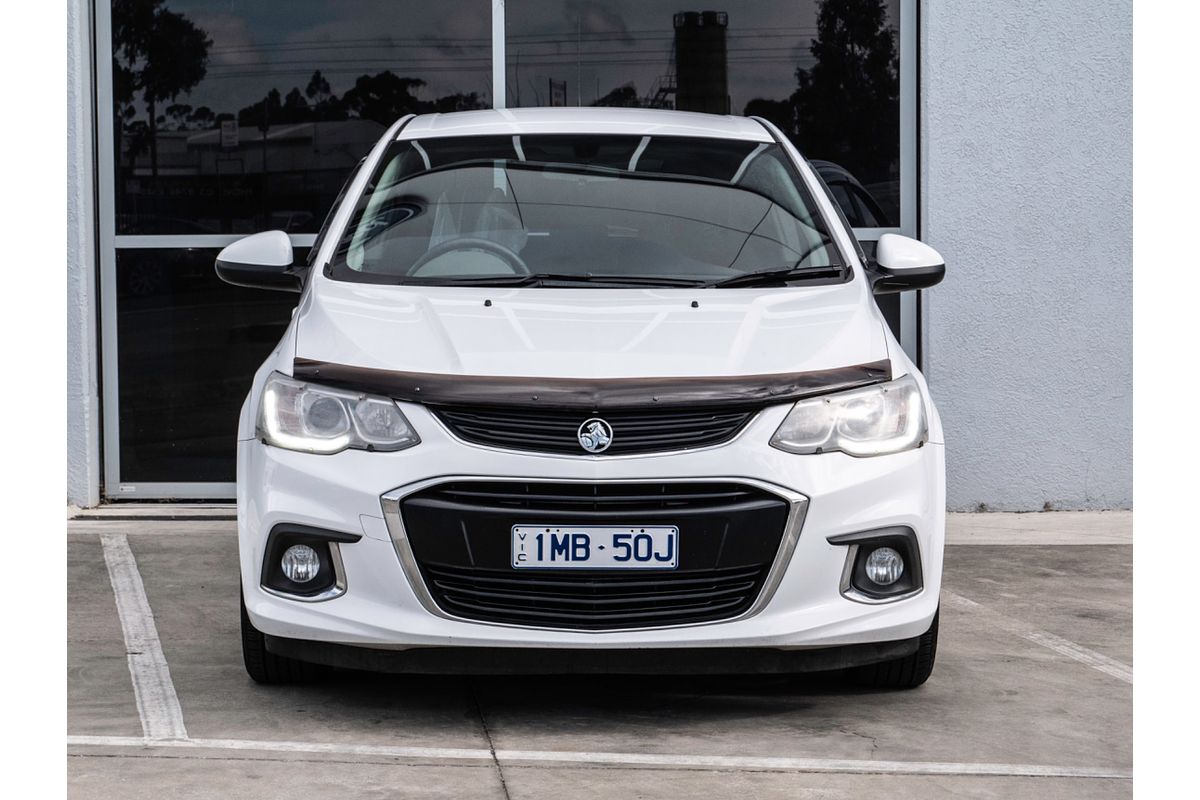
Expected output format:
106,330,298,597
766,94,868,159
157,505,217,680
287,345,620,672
240,594,328,684
849,610,939,690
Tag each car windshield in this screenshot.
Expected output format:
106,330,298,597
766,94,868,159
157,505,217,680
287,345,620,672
327,134,845,287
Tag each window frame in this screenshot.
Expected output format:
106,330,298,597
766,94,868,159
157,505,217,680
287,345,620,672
95,0,918,499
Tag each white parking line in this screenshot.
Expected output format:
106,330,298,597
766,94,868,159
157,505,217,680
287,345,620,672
65,735,1131,780
942,591,1132,684
99,534,189,741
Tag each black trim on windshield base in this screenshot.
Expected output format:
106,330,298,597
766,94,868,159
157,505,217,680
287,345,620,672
291,358,892,410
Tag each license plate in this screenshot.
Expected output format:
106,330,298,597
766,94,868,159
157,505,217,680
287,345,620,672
511,525,678,569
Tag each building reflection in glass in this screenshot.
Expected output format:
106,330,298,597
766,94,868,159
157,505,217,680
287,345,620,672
111,0,493,235
507,1,900,225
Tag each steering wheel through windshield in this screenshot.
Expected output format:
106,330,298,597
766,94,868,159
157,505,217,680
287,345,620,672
405,237,531,277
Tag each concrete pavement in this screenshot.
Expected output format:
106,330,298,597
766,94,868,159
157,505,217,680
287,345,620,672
67,512,1132,798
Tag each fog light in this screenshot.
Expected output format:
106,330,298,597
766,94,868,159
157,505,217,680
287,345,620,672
865,546,904,586
281,544,321,583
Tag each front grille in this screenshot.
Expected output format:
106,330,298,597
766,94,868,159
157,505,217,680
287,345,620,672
432,405,757,455
400,481,791,630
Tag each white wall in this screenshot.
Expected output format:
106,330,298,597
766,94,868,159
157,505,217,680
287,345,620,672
921,0,1132,510
67,0,100,507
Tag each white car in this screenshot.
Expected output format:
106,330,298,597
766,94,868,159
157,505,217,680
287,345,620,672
217,108,946,689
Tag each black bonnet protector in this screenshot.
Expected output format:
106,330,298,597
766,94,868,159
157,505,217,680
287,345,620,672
291,358,892,410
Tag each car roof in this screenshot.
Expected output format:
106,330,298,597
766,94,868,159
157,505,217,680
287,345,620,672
397,107,774,143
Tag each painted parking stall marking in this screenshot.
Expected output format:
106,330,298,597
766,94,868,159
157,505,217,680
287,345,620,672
942,590,1132,684
99,533,189,741
65,735,1131,780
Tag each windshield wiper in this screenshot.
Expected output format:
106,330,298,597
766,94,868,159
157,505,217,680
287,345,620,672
399,272,708,288
398,273,542,286
705,264,844,288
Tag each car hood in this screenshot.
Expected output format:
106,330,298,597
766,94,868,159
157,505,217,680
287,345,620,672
292,279,889,379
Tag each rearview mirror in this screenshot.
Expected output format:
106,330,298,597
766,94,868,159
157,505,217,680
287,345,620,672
215,230,301,292
870,233,945,295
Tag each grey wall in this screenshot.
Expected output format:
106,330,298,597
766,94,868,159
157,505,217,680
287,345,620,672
67,0,100,507
921,0,1132,510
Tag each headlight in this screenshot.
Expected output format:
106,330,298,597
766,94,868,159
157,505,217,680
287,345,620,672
257,372,420,454
770,374,927,457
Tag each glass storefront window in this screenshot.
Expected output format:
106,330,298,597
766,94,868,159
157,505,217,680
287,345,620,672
504,0,902,226
115,248,305,483
110,0,493,235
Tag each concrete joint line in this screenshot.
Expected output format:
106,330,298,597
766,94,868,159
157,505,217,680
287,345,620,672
469,684,513,800
65,735,1131,780
99,534,189,741
942,590,1132,684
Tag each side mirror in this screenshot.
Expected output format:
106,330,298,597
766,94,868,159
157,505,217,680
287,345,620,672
870,233,946,295
215,231,301,292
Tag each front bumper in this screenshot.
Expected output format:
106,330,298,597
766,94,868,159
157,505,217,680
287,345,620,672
262,635,922,675
238,401,945,651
